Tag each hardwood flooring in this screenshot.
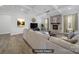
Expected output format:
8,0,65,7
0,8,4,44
0,34,32,54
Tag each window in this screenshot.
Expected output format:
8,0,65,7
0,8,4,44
64,14,78,32
44,18,49,31
67,15,73,31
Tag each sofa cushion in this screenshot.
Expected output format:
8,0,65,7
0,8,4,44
72,35,79,45
35,31,50,40
23,29,50,49
49,36,79,53
49,37,72,49
67,32,74,39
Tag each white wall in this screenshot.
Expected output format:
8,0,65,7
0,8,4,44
0,15,11,34
0,9,79,35
0,11,43,35
0,10,30,35
10,14,44,35
10,13,27,35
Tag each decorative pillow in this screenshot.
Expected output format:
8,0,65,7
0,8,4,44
72,35,79,44
68,32,74,39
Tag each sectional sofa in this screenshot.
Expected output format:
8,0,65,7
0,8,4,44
23,29,79,54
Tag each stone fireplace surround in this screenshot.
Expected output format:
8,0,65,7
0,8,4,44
50,15,62,34
51,23,60,30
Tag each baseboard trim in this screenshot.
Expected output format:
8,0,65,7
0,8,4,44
0,33,10,35
11,32,23,36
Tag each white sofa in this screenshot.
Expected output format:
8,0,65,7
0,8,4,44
23,29,74,54
49,36,79,53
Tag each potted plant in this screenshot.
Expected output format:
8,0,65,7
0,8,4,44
41,24,45,31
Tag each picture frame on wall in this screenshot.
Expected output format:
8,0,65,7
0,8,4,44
17,18,25,28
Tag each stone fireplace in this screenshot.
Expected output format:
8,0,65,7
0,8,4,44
53,24,58,30
50,15,62,33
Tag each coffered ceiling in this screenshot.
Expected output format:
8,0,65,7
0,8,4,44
0,5,79,16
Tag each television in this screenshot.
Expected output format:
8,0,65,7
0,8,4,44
30,23,38,29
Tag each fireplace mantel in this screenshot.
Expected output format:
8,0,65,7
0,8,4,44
51,23,60,24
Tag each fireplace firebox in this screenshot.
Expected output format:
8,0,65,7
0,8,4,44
53,25,58,30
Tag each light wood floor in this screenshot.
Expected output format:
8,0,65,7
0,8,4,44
0,34,32,54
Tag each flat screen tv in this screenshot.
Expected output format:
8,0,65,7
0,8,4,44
30,23,38,29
